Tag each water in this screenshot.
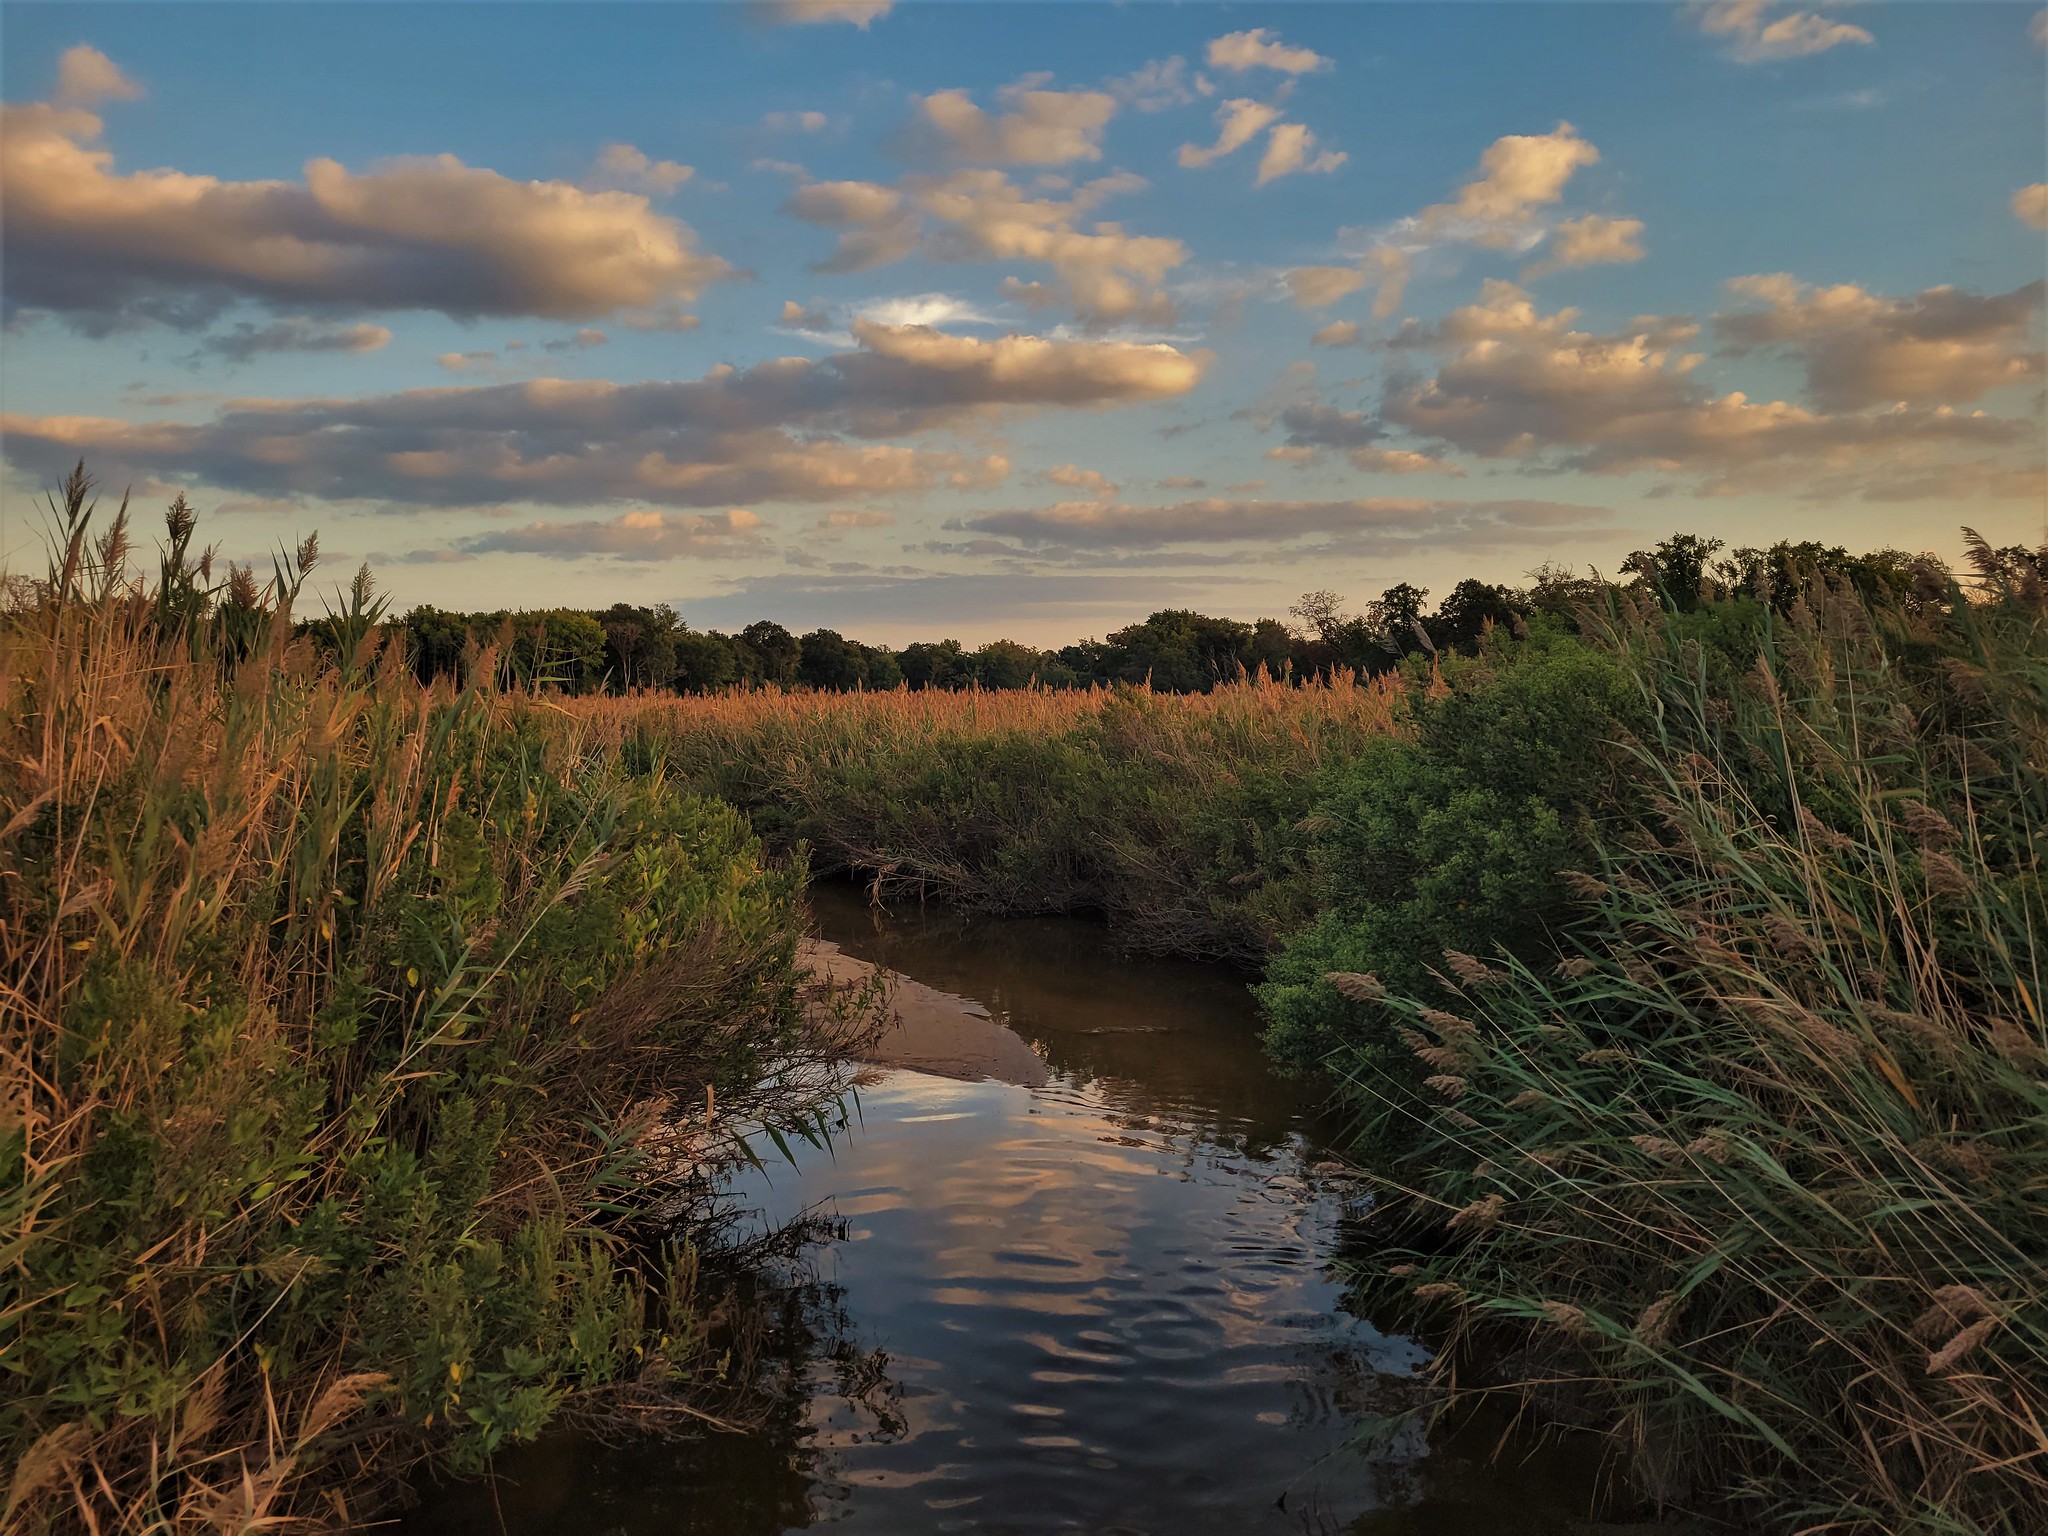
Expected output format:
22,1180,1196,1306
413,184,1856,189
402,886,1613,1534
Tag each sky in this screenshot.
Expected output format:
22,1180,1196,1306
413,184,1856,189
2,1,2044,645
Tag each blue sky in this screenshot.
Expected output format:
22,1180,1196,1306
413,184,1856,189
3,1,2043,643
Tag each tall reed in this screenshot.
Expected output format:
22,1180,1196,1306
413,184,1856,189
1339,554,2048,1532
2,474,859,1531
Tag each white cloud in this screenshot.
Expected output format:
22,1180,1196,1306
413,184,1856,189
1108,57,1208,113
1257,123,1347,186
751,0,891,27
2013,184,2048,230
1,323,1208,512
1718,273,2045,409
1312,319,1362,347
1178,99,1283,169
1043,463,1119,498
1284,267,1368,309
1688,2,1875,63
1521,214,1647,279
1206,29,1332,75
1,92,733,330
588,143,694,195
910,78,1118,166
55,45,142,108
1417,123,1601,248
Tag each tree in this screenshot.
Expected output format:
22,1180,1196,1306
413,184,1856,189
736,620,801,687
1628,533,1724,613
673,630,739,692
797,628,866,690
1433,579,1526,654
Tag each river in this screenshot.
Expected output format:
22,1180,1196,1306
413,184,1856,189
401,884,1611,1534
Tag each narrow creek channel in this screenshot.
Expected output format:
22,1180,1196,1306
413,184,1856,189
403,884,1610,1534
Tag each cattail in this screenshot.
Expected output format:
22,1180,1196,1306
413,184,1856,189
1926,1316,2000,1375
1538,1300,1590,1335
1324,970,1385,1002
1902,800,1955,847
1919,849,1974,901
1578,1047,1629,1067
1507,1089,1547,1110
1425,1074,1468,1100
1911,1284,1997,1341
1447,1192,1505,1233
1386,1263,1418,1277
1420,1008,1474,1035
1411,1281,1464,1303
1634,1293,1680,1346
1443,950,1505,986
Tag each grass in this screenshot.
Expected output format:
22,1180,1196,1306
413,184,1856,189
2,472,867,1532
570,671,1405,963
1334,556,2048,1533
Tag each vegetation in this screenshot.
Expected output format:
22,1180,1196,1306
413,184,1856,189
1328,546,2046,1533
571,672,1402,963
2,471,867,1531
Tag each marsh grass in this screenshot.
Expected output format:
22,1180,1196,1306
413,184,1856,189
1340,554,2048,1532
2,471,868,1531
569,671,1406,962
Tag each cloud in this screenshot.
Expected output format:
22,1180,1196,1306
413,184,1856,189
543,327,609,352
1109,57,1209,113
1417,123,1601,249
1688,2,1874,62
1312,320,1362,347
2014,184,2048,230
201,316,392,361
1378,278,2040,496
55,45,143,107
2,90,734,330
853,292,1000,328
780,299,834,332
1718,273,2045,410
449,508,765,561
782,178,921,271
1206,29,1332,75
436,350,501,374
1256,123,1346,186
1042,463,1119,498
0,322,1206,512
957,495,1604,551
909,78,1117,165
751,0,891,26
813,508,895,531
2034,8,2047,47
1521,214,1647,279
1284,266,1369,309
763,110,830,132
588,143,694,195
1178,99,1283,168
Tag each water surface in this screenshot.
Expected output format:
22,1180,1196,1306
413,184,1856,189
403,886,1611,1534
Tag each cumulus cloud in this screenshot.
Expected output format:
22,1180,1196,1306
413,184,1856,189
588,143,694,195
909,77,1118,165
2,81,733,331
784,166,1184,326
452,508,765,561
1377,278,2039,496
55,44,143,107
1206,29,1332,75
751,0,891,26
1717,273,2045,410
1043,463,1119,498
1312,319,1362,347
1688,1,1874,62
2014,184,2048,230
1521,214,1647,279
1417,123,1602,249
1256,122,1347,186
957,495,1604,551
780,299,835,332
0,322,1206,513
1178,99,1283,168
201,316,391,362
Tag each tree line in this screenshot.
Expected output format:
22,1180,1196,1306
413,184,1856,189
379,535,1966,696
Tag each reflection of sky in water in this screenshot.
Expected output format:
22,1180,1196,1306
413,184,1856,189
403,891,1613,1535
716,1064,1425,1531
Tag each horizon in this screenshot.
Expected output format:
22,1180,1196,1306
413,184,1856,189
2,1,2044,647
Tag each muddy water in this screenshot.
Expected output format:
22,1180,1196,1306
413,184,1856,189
403,886,1608,1535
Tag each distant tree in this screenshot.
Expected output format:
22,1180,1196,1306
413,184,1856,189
403,604,472,685
969,639,1045,690
1249,618,1294,679
1627,533,1724,613
797,628,866,690
899,638,970,689
1433,579,1527,654
1364,583,1431,662
673,629,739,692
736,620,801,687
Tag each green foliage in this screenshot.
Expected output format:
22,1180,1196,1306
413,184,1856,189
2,492,847,1529
1258,641,1643,1078
1339,554,2048,1532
